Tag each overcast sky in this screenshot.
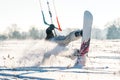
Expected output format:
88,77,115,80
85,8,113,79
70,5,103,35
0,0,120,33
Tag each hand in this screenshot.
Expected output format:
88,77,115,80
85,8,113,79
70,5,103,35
75,30,83,37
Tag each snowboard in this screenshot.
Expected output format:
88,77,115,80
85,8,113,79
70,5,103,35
74,10,93,67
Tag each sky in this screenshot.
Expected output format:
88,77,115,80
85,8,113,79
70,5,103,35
0,0,120,33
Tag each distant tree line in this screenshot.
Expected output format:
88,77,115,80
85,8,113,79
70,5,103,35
106,24,120,39
92,19,120,39
0,25,73,40
0,26,46,40
0,19,120,40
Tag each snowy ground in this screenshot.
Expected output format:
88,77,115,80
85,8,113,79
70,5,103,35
0,39,120,80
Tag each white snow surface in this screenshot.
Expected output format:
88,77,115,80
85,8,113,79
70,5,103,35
0,39,120,80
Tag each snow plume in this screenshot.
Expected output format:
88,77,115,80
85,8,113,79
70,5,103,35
0,40,77,68
20,40,70,67
16,40,63,67
34,40,76,67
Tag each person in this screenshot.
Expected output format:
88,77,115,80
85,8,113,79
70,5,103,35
45,24,83,46
43,24,83,64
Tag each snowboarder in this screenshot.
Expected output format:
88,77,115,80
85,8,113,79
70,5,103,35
45,24,83,46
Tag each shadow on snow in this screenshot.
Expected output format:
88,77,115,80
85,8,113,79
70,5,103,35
0,66,114,75
0,72,54,80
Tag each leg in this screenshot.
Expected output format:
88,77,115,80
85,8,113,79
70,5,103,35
52,30,82,46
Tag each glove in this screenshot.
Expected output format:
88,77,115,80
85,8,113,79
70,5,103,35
75,30,83,37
